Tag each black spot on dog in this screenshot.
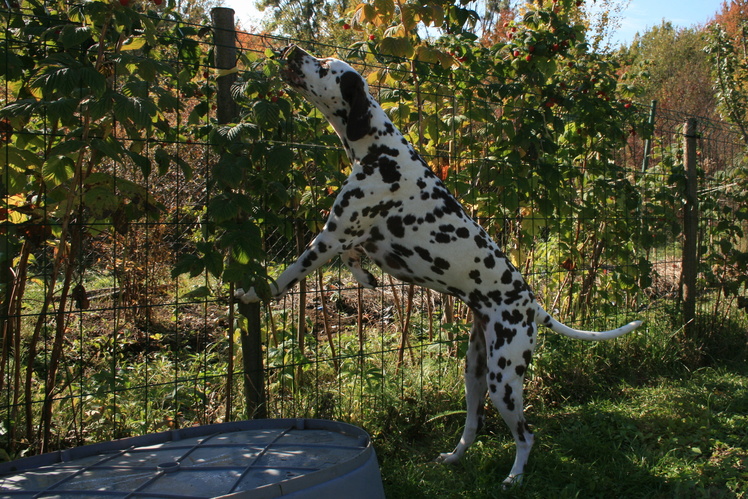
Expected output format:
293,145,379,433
301,250,318,268
523,349,532,366
392,243,414,257
434,232,451,243
503,384,515,411
386,216,406,238
414,246,433,262
369,225,385,241
433,257,451,270
474,234,488,249
501,269,514,284
487,290,503,305
385,252,407,270
502,309,524,325
494,322,517,348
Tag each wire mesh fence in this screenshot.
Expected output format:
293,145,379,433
1,4,746,459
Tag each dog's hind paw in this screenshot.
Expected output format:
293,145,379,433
436,452,461,465
234,287,260,304
501,473,524,489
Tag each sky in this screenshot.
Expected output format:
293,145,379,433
608,0,726,46
223,0,727,47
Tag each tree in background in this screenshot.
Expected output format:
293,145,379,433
618,22,717,119
255,0,359,45
706,0,748,144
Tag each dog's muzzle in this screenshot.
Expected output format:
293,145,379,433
280,44,309,88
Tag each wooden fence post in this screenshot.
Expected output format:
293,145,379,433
641,100,657,172
211,7,266,420
682,118,699,336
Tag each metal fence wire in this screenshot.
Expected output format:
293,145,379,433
1,6,747,457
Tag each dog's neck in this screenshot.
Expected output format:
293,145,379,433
326,96,418,169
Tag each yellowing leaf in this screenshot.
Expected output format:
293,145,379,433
121,36,146,51
379,36,414,58
216,67,238,77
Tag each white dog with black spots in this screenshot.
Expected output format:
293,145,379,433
235,45,641,486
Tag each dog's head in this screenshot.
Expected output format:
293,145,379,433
282,45,372,142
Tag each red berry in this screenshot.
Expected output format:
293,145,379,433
624,103,632,109
154,0,163,5
369,34,375,41
119,0,129,6
343,23,351,30
513,50,520,57
525,54,532,61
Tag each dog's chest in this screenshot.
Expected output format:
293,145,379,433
333,158,522,300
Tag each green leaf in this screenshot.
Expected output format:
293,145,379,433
188,101,209,125
267,146,294,172
213,155,249,189
203,250,224,278
251,100,280,128
84,186,120,219
220,220,264,265
155,147,171,175
43,155,75,185
91,137,125,161
172,254,204,278
208,195,240,223
112,93,155,129
182,286,212,299
125,150,152,177
59,26,92,49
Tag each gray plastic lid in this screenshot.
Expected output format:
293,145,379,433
0,418,381,498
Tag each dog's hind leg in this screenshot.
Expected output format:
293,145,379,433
438,316,488,464
485,318,537,487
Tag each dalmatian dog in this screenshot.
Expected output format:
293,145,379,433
235,44,642,486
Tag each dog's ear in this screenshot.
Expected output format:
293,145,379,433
340,71,371,141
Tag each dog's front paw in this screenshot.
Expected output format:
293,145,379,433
234,287,260,304
436,452,461,465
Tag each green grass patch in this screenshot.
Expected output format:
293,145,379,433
377,366,748,498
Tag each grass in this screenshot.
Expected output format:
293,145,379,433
376,354,748,498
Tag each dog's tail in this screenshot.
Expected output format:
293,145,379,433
536,305,642,341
